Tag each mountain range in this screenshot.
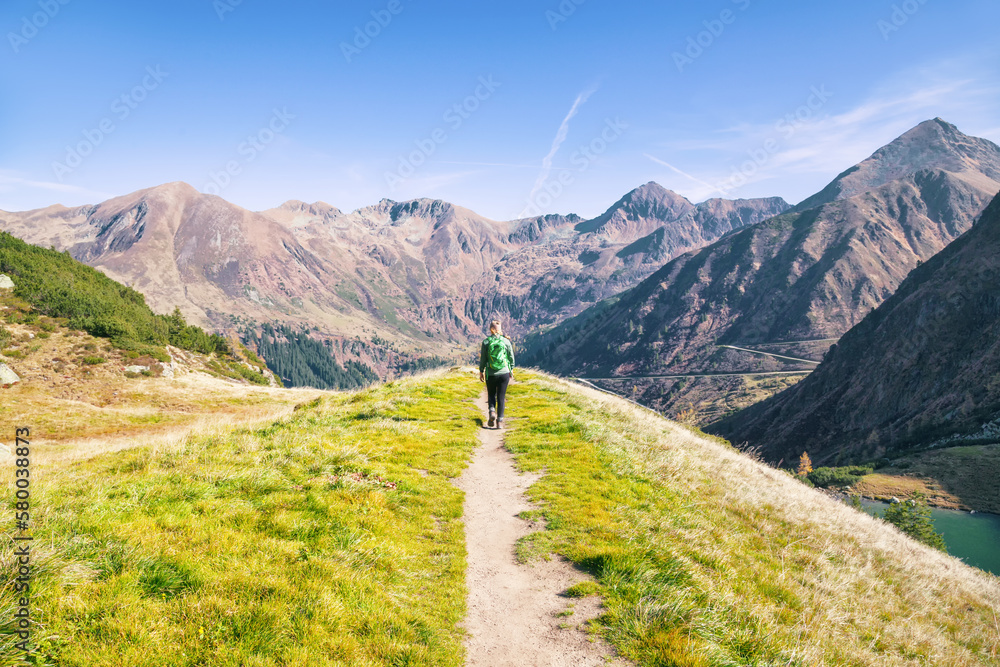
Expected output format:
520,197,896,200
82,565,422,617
2,118,998,420
522,120,1000,386
0,179,787,373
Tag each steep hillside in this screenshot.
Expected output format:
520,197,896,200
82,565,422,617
5,369,999,665
525,120,1000,387
710,191,1000,466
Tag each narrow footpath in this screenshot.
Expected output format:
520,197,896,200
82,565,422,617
454,391,627,666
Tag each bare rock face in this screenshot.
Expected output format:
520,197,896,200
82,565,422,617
465,186,789,330
0,363,19,386
711,191,1000,464
0,274,13,290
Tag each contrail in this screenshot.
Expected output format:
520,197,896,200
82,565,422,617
527,87,598,203
644,153,730,196
436,161,540,169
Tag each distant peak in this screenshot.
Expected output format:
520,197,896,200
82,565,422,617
897,117,961,141
627,181,678,199
150,181,199,195
793,119,1000,212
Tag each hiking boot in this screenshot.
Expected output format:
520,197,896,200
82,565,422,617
487,409,496,428
497,418,504,430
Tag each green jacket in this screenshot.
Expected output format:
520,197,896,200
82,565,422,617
479,334,515,377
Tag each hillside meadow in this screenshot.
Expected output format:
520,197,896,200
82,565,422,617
0,368,997,666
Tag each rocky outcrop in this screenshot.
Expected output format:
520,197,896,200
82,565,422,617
0,363,19,386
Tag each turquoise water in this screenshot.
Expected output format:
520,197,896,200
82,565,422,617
859,499,1000,576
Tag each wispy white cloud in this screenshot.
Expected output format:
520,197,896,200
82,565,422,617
643,153,727,197
651,62,1000,203
526,87,598,204
0,171,114,209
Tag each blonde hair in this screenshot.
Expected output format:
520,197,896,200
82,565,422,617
489,319,502,335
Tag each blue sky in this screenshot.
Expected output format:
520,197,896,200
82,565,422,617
1,0,998,220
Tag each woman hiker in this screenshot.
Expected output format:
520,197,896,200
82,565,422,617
478,319,515,429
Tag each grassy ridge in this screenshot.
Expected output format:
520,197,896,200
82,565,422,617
1,373,481,666
504,372,1000,666
4,369,999,665
0,230,227,357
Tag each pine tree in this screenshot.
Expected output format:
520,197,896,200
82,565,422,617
883,493,947,552
797,452,813,476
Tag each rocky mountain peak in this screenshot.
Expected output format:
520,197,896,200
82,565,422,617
794,118,1000,211
574,181,694,239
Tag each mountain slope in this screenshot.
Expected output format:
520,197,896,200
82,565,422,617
710,191,1000,465
795,117,1000,211
525,120,1000,384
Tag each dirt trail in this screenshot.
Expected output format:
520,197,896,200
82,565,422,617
454,390,627,666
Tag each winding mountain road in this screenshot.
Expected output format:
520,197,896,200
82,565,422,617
717,344,821,365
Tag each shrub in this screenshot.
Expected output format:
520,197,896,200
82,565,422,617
883,493,947,551
807,465,874,488
82,356,106,365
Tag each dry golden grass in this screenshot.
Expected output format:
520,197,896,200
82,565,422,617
513,370,1000,666
0,317,327,464
853,473,965,510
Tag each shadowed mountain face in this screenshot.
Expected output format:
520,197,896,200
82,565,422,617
710,191,1000,465
0,180,786,361
523,120,1000,382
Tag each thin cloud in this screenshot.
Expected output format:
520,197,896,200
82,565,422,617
436,160,541,169
0,172,114,209
657,68,1000,203
527,87,598,204
644,153,728,197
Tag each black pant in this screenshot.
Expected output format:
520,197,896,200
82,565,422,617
486,372,511,419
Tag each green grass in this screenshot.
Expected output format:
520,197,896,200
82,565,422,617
1,372,482,666
3,369,998,666
206,357,272,386
0,232,228,357
502,372,1000,666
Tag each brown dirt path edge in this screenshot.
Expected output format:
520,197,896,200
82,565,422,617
454,389,629,666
